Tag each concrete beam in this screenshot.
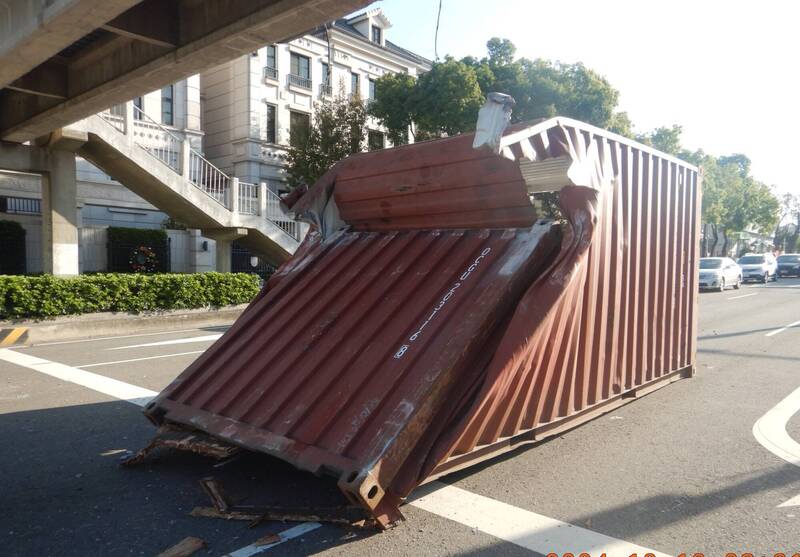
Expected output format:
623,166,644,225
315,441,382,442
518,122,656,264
0,0,142,89
0,0,371,142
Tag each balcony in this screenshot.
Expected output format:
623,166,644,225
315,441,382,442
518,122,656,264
319,83,332,98
263,66,278,81
287,74,312,90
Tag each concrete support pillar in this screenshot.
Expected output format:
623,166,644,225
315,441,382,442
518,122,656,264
230,177,240,215
41,150,79,276
123,100,134,139
216,239,232,273
259,181,268,217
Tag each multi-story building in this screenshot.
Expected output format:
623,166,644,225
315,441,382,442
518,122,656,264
202,8,430,194
0,8,428,275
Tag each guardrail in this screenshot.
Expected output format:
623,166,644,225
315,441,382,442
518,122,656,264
287,74,312,90
100,105,301,242
263,66,278,81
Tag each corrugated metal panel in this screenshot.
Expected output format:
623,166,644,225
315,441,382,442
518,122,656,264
145,116,700,528
147,224,562,525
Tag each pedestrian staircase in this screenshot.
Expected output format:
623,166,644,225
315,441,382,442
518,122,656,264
72,106,301,264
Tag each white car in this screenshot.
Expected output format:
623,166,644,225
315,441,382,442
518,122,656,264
737,253,778,283
699,257,742,291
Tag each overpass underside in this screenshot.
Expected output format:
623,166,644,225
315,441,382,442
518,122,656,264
0,0,370,143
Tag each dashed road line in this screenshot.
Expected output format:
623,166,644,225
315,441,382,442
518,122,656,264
409,482,671,556
77,350,204,368
0,348,157,406
108,333,222,350
727,293,758,300
765,319,800,337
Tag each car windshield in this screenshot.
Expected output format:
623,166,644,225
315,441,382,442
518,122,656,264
699,259,723,269
778,255,800,263
738,256,764,264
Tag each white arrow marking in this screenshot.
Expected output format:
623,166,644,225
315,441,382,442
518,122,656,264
752,384,800,506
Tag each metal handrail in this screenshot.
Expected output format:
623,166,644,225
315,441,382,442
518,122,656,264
263,66,278,80
131,106,183,173
100,104,301,241
238,181,259,215
287,74,312,90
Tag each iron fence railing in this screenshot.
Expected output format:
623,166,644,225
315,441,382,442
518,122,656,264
263,187,299,239
238,181,259,215
0,195,41,215
288,74,312,90
263,66,278,81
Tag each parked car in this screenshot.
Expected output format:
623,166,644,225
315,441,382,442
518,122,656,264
777,253,800,277
699,257,742,291
737,253,778,283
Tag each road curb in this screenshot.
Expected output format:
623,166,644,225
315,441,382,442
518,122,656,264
0,305,247,346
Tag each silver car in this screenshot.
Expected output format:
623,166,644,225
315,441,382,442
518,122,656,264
737,253,778,283
699,257,742,291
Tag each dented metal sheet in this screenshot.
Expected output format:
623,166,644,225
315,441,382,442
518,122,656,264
144,115,700,528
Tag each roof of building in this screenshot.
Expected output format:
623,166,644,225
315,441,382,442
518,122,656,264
310,14,432,68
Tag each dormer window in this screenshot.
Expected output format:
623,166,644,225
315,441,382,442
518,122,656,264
371,26,382,44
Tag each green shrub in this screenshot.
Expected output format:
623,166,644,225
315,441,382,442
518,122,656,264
107,226,167,245
0,272,260,320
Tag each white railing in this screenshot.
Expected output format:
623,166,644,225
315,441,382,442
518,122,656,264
131,106,182,173
287,74,312,90
263,187,299,240
187,150,229,206
238,181,259,215
99,103,302,242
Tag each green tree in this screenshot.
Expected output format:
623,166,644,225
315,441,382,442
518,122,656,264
636,125,684,156
368,72,416,145
285,94,367,187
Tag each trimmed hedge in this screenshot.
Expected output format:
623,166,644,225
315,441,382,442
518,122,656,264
107,226,167,245
0,272,260,320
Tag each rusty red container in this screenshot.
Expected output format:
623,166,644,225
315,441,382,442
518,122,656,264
144,116,700,527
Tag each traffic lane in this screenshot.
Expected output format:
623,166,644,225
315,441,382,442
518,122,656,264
16,326,228,365
697,277,800,341
0,360,312,557
427,285,800,554
0,353,530,557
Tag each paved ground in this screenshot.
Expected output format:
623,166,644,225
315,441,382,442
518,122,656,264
1,279,800,556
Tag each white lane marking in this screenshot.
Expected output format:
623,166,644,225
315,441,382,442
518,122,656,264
0,348,157,406
77,350,205,368
107,333,222,350
765,319,800,337
752,385,800,507
409,482,671,556
223,523,321,556
21,328,213,347
727,293,758,300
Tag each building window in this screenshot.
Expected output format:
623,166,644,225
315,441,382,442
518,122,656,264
290,52,310,79
350,72,360,97
368,130,384,151
264,45,278,80
289,111,310,147
321,62,330,84
368,79,376,100
371,26,382,44
161,84,174,126
266,104,277,144
133,96,143,120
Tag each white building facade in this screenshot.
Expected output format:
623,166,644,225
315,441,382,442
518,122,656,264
201,8,431,194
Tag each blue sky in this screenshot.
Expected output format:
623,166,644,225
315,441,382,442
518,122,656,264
356,0,799,195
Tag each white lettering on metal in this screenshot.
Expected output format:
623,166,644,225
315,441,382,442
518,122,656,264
393,247,492,360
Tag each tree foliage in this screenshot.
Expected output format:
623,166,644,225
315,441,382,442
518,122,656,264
285,94,367,187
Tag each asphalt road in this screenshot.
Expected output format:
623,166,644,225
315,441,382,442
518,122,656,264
1,279,799,556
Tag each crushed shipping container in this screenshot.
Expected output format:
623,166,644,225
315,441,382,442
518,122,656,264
142,95,701,528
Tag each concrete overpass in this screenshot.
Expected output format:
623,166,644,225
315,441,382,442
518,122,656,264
0,0,370,275
0,0,370,143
